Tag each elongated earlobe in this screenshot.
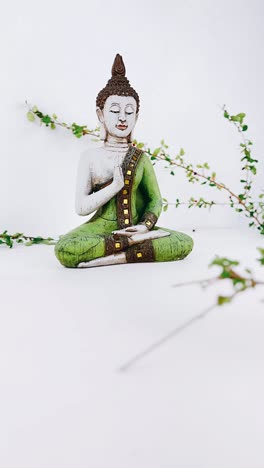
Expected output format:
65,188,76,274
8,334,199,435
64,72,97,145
96,107,107,141
99,122,107,141
96,107,104,123
128,113,138,142
127,129,134,143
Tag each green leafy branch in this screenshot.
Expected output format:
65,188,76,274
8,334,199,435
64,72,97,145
26,102,100,139
173,248,264,306
0,230,56,248
119,249,264,371
138,108,263,234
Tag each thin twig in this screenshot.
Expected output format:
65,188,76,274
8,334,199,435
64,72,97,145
172,277,219,288
118,304,216,372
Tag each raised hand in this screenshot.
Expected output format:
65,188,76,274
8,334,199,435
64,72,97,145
112,164,124,192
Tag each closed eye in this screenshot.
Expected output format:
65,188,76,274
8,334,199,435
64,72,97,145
110,110,119,113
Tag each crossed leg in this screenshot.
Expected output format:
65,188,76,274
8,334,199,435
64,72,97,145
55,225,193,268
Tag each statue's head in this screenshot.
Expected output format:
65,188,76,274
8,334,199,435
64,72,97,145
96,54,140,142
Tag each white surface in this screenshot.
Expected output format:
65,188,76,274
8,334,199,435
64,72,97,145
1,0,264,233
2,0,264,465
1,228,264,468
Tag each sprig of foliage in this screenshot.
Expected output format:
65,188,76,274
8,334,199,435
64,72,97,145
26,102,100,139
134,108,263,234
162,197,215,211
118,249,264,371
0,230,56,248
258,247,264,265
174,249,264,306
188,197,215,209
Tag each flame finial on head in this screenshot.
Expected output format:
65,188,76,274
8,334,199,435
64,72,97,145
111,53,126,77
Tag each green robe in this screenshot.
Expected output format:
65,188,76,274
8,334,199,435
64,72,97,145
55,147,193,267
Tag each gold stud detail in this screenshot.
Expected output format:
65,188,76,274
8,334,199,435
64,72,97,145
124,219,129,225
123,199,128,204
124,209,128,214
123,189,128,195
136,252,143,258
146,220,151,226
125,179,130,185
126,170,132,175
115,242,121,249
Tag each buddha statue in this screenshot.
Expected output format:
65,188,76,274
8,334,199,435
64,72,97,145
55,54,194,268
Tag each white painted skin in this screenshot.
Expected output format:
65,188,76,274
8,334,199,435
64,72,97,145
97,94,138,140
75,95,138,218
75,94,170,267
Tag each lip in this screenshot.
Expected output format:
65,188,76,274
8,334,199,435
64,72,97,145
116,124,128,130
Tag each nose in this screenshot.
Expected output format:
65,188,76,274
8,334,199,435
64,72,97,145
118,111,126,122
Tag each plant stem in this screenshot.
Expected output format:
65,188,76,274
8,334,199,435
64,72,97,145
118,304,216,372
155,153,262,228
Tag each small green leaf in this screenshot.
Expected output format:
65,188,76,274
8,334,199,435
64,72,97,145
5,236,13,248
42,115,52,125
152,147,161,157
220,270,231,279
27,111,35,122
217,295,232,306
231,113,246,124
249,165,257,175
32,237,44,244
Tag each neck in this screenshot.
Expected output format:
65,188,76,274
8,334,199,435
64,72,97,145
104,134,129,151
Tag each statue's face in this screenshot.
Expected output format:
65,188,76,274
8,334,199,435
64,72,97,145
99,95,138,139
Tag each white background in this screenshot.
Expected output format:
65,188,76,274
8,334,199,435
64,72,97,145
1,2,264,468
1,0,263,236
